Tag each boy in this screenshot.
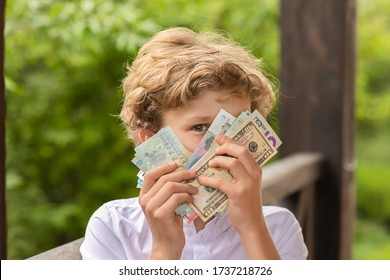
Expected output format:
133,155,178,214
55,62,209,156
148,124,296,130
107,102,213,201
80,27,308,260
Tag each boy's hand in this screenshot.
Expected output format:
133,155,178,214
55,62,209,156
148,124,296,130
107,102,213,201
196,134,280,259
139,162,197,260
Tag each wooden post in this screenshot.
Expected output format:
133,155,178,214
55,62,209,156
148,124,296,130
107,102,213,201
280,0,356,259
0,0,6,260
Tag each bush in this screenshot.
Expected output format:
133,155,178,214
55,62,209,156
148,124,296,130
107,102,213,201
355,126,390,226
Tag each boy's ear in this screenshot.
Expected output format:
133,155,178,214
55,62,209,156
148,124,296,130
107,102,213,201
137,128,155,143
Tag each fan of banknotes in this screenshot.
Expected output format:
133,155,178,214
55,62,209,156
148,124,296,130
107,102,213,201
132,109,282,223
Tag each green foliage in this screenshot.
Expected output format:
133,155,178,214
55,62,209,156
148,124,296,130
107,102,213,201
356,0,390,128
353,1,390,259
5,0,279,259
353,218,390,260
352,0,390,260
355,126,390,226
5,0,159,258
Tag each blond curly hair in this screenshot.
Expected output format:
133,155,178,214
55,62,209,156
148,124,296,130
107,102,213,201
120,27,276,145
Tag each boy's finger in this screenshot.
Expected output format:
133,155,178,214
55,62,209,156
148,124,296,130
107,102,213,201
208,156,249,182
215,134,233,145
157,192,195,218
142,167,196,198
196,175,228,195
146,183,198,212
215,142,258,175
140,162,177,196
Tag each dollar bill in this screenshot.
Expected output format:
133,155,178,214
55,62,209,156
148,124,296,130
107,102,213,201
187,110,279,221
184,109,236,169
215,110,275,218
245,111,282,149
185,157,233,221
230,110,280,166
223,110,251,136
200,110,251,165
186,110,251,180
177,109,235,222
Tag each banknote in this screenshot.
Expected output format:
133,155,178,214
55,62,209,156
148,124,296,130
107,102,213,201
230,110,279,166
185,156,233,221
175,203,198,223
188,110,251,178
201,110,251,164
131,126,199,222
132,126,199,222
223,110,250,136
184,109,236,169
187,110,279,221
132,126,190,172
178,109,235,222
245,111,282,149
214,110,274,217
135,170,144,189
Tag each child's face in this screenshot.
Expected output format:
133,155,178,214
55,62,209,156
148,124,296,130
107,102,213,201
162,89,251,153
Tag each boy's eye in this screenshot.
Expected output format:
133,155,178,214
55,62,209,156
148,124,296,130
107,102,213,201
193,124,208,132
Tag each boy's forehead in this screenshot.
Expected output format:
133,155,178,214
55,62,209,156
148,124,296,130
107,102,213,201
163,89,250,122
215,91,246,103
199,87,247,101
183,88,248,109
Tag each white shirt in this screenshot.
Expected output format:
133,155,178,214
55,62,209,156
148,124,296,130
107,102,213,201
80,197,308,260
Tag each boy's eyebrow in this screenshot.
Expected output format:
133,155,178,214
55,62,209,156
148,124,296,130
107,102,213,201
185,116,215,123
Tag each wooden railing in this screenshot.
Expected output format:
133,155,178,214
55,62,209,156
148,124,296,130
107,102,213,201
27,152,325,260
263,152,325,259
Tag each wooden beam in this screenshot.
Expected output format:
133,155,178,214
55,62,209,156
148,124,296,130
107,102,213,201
280,0,356,259
27,238,84,260
262,152,324,204
0,0,6,260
